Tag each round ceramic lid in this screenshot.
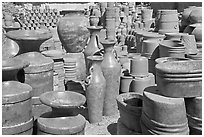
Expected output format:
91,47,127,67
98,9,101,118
38,114,86,134
2,81,32,104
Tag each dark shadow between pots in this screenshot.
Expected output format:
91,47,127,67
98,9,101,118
107,123,117,135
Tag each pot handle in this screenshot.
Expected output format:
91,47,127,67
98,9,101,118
85,75,92,87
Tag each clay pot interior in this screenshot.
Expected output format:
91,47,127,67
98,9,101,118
40,91,86,109
156,60,201,74
123,96,143,108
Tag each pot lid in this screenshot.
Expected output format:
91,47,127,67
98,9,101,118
2,81,32,104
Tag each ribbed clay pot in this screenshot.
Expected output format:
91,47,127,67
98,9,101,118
2,58,30,81
5,29,52,55
117,92,143,133
2,81,33,135
101,39,121,116
156,60,202,98
141,86,189,135
85,56,106,123
57,10,89,53
141,9,153,21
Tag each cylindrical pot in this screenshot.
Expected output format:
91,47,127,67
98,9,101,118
105,18,116,41
85,55,106,123
120,74,133,93
57,10,89,53
101,39,121,116
156,60,202,98
116,92,143,132
2,81,33,135
142,39,160,56
37,114,86,135
2,58,30,81
15,52,54,117
105,7,116,17
141,9,153,21
181,34,198,55
130,73,155,94
89,16,99,27
130,56,148,77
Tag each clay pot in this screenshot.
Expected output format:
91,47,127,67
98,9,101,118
186,52,202,60
15,52,54,117
183,23,202,42
105,18,116,40
107,2,115,8
159,40,185,58
2,57,30,81
89,16,99,27
130,56,148,77
189,7,202,24
57,10,89,53
85,56,106,123
40,90,86,116
101,39,121,116
117,118,142,135
156,60,202,98
164,32,189,41
117,92,143,132
120,74,133,93
181,34,198,55
37,114,86,135
106,7,116,17
5,29,52,55
155,57,191,64
130,73,155,94
63,52,86,82
141,86,189,135
2,81,33,135
142,39,160,56
141,9,153,21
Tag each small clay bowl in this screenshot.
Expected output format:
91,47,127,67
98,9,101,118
40,91,86,109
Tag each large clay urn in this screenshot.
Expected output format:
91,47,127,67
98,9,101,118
101,39,121,116
57,10,89,53
85,56,106,123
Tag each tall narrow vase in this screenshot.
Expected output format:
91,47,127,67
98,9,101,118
85,56,106,123
101,39,121,116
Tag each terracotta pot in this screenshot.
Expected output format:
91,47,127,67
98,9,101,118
117,118,142,135
181,34,198,55
37,114,86,135
101,39,121,116
141,9,153,21
89,16,99,27
117,92,143,132
130,56,148,77
57,10,89,53
186,52,202,60
130,73,155,94
63,52,86,82
85,56,106,123
189,7,202,24
156,60,202,98
159,40,185,58
120,74,133,93
63,58,77,82
141,86,189,135
5,29,52,55
15,52,54,117
2,81,33,135
164,32,188,41
2,57,30,81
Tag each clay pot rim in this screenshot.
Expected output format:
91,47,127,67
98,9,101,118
100,39,116,45
5,29,52,41
186,53,202,60
2,58,30,71
165,32,189,37
37,114,86,134
189,23,202,28
40,90,86,109
87,55,103,61
155,57,191,64
87,26,103,30
2,81,32,104
155,60,201,74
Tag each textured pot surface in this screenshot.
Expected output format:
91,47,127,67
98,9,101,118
2,38,19,59
57,11,89,53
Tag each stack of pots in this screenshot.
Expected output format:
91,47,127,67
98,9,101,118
141,86,189,135
15,52,54,118
129,55,155,94
116,92,143,134
155,60,202,135
42,50,65,91
156,10,179,34
2,81,33,135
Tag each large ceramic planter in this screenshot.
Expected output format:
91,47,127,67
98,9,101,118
57,10,89,53
2,81,33,135
2,58,30,81
101,39,121,116
5,29,52,55
186,52,202,60
116,92,143,133
85,56,106,123
141,86,189,135
155,60,202,98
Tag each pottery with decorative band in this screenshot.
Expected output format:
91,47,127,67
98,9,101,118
156,60,202,98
